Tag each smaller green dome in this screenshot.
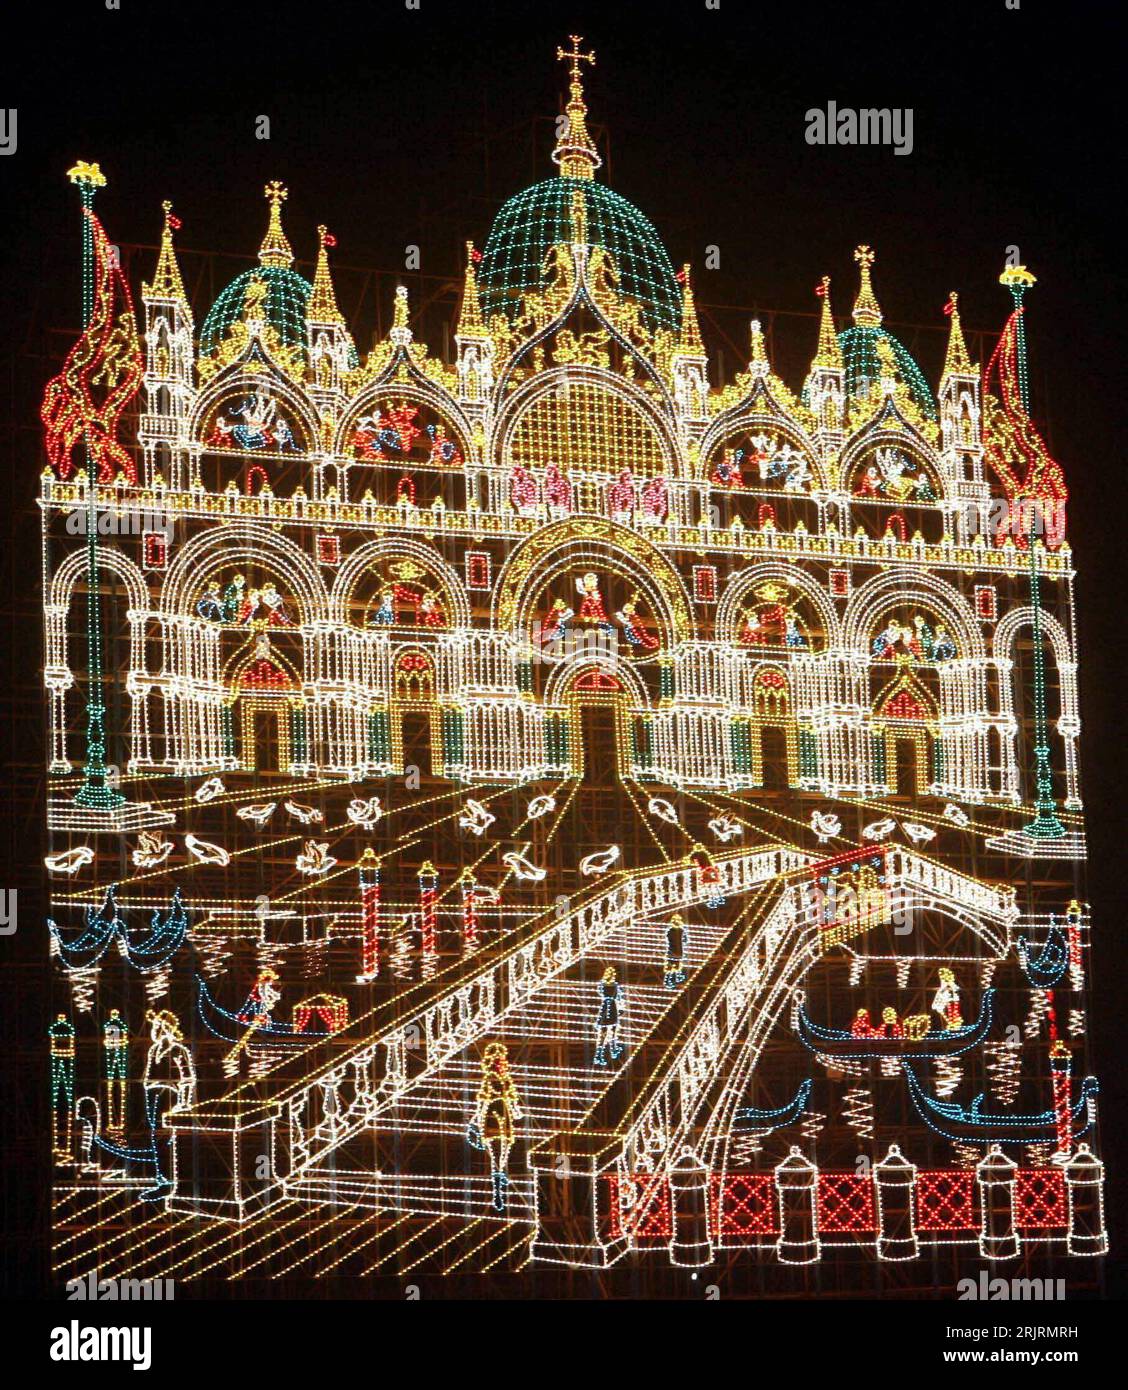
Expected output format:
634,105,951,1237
838,324,936,419
200,266,312,358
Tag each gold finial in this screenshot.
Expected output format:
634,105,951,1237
813,276,843,368
392,284,410,332
308,224,344,323
258,181,294,268
67,160,106,188
852,244,882,326
941,291,973,377
999,264,1036,290
458,241,485,335
552,35,602,180
678,265,704,355
144,200,188,303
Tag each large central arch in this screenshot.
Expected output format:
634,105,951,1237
493,516,693,644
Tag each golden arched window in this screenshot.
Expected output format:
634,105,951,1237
506,383,668,475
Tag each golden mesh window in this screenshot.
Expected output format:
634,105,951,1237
507,383,668,475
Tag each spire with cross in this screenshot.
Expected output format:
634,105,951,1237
552,35,602,180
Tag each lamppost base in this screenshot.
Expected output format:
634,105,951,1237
48,798,176,833
985,827,1087,861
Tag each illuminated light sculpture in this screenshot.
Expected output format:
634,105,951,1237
38,37,1103,1282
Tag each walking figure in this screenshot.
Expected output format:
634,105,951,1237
468,1042,524,1213
664,914,688,989
594,967,625,1065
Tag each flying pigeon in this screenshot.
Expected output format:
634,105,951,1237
526,794,557,820
708,814,743,843
580,845,621,877
459,799,496,837
647,797,680,826
347,797,384,830
131,831,175,868
502,850,546,882
194,776,226,804
942,803,971,828
44,846,95,875
810,810,842,844
295,840,337,876
861,817,897,842
901,821,936,845
236,802,277,828
185,834,231,866
284,799,323,826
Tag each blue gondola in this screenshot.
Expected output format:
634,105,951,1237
795,990,994,1059
1016,924,1069,988
734,1078,812,1135
48,885,124,970
902,1062,1098,1144
195,975,332,1045
125,888,188,971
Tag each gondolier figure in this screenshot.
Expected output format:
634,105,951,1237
139,1010,196,1200
594,966,625,1065
468,1042,524,1213
49,1015,76,1156
664,915,688,989
237,968,283,1028
103,1009,128,1136
931,967,962,1030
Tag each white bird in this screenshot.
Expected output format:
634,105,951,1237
44,846,95,875
236,802,276,828
526,794,557,820
708,814,743,843
647,797,680,826
861,817,897,842
346,797,384,830
194,776,226,804
502,850,546,882
131,832,174,868
284,799,323,826
185,833,230,866
580,845,621,877
902,821,936,845
942,803,971,828
459,799,496,837
295,840,337,876
810,810,842,844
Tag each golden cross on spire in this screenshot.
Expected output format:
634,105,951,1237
264,180,288,207
851,245,882,326
259,181,293,268
556,34,595,80
854,245,874,270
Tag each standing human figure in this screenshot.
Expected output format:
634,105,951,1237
469,1042,524,1213
140,1010,196,1200
103,1009,128,1137
594,967,625,1065
664,914,688,989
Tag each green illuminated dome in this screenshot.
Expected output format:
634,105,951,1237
838,323,936,419
837,246,935,419
200,265,312,358
200,181,311,359
478,176,682,334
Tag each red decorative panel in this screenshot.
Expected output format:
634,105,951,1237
817,1174,876,1233
713,1174,777,1239
1016,1168,1067,1229
917,1170,977,1232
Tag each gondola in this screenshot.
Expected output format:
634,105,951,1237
124,888,188,971
734,1078,811,1135
1016,925,1069,988
195,975,333,1044
902,1062,1099,1144
795,989,994,1059
47,885,124,970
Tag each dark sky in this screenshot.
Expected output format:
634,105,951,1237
2,0,1127,1289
